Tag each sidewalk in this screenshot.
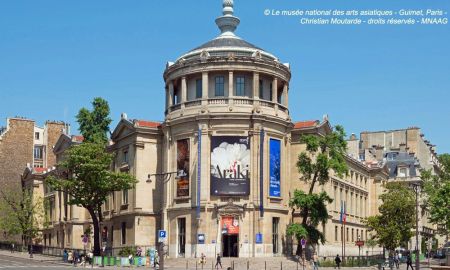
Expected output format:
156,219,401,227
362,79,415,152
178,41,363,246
0,249,68,265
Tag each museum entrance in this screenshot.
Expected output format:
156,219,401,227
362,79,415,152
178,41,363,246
222,234,239,257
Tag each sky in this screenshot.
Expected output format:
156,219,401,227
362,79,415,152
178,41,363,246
0,0,449,153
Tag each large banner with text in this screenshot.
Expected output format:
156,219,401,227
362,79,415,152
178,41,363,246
210,136,250,196
269,138,281,197
176,139,190,197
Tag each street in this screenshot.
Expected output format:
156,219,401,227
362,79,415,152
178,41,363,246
0,253,72,269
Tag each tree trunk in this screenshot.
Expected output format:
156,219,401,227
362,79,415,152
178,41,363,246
88,208,101,256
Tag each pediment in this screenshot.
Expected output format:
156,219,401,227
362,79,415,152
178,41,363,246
111,119,135,141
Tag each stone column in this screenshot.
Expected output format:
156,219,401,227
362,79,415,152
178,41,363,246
283,82,288,107
168,81,174,106
272,77,278,102
253,72,259,100
202,72,208,105
228,71,234,97
181,76,187,108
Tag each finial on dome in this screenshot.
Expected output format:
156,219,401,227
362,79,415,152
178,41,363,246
222,0,234,15
215,0,240,37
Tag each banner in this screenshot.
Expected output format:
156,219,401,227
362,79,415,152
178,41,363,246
222,216,239,234
210,136,250,196
269,139,281,197
176,139,190,197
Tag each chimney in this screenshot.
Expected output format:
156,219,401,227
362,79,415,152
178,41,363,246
374,145,384,161
399,143,406,152
350,133,357,140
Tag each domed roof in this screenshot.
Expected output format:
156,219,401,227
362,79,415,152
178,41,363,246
176,0,278,62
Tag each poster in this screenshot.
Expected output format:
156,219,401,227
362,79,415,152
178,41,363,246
221,216,239,234
269,139,281,197
176,139,189,197
210,136,250,196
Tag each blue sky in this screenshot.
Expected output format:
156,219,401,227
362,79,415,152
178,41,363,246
0,0,449,153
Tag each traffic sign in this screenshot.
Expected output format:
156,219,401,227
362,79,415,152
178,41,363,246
355,240,364,247
158,230,167,242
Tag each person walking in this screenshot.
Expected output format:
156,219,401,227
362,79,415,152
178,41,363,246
200,253,206,269
313,252,319,270
406,252,414,270
215,253,222,269
394,252,400,269
68,250,74,264
335,254,342,269
11,243,15,253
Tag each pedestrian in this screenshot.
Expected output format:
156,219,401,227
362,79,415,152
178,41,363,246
312,252,319,270
335,254,341,269
68,250,73,264
154,250,159,268
406,252,414,270
80,253,86,267
136,246,142,257
11,243,15,253
88,250,93,266
200,253,206,268
215,253,222,269
394,252,400,269
63,249,68,263
128,254,134,267
73,250,79,266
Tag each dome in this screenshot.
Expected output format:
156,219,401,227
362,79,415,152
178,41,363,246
175,0,279,62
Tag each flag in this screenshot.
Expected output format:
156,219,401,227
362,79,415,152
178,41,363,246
343,201,347,224
339,200,343,223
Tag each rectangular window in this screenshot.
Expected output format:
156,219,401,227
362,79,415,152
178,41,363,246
111,225,114,244
272,217,279,254
346,228,349,242
34,146,43,159
235,76,245,96
122,189,128,205
269,83,273,101
334,186,338,210
196,79,202,99
121,222,126,245
335,226,338,242
44,234,47,247
259,80,264,99
49,233,52,246
123,150,129,163
178,218,186,256
215,76,224,96
352,228,354,242
35,132,40,140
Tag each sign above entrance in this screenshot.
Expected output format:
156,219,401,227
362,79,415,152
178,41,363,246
222,216,239,234
210,136,250,196
255,233,263,244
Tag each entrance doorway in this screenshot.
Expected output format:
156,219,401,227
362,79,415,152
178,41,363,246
222,234,239,257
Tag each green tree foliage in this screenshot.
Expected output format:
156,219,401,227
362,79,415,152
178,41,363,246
365,182,415,252
365,237,378,255
0,188,44,246
287,125,348,255
422,153,450,237
76,97,112,144
47,143,137,255
47,97,136,256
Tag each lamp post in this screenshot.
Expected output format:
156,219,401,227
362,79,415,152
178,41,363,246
147,170,184,270
411,183,420,270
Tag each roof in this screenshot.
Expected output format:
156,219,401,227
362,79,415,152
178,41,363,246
72,135,84,142
135,120,161,128
293,120,320,129
190,37,261,52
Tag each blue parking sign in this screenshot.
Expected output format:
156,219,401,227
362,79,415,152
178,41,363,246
158,230,167,242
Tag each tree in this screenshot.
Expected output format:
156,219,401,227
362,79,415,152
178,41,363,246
287,125,348,256
365,182,415,252
422,153,450,239
47,98,137,256
76,97,112,144
0,188,45,248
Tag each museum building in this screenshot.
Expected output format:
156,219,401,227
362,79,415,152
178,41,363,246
98,0,388,258
34,0,390,258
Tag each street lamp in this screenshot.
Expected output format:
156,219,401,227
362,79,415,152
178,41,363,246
411,183,421,270
146,170,185,270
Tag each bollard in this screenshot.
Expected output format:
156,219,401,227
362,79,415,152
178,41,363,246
265,261,266,270
281,261,283,270
196,260,198,270
247,260,249,270
186,260,188,270
212,260,214,270
297,261,299,270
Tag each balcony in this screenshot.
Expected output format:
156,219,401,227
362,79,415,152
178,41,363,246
165,97,289,120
